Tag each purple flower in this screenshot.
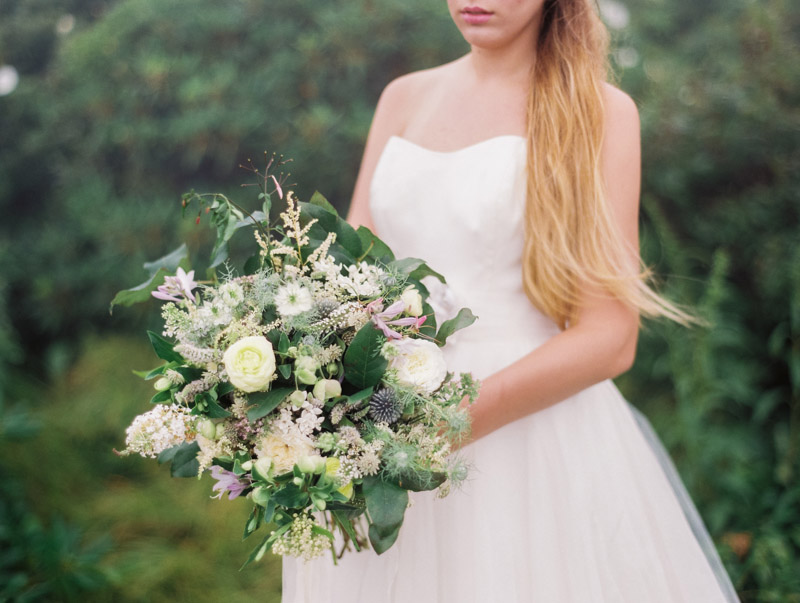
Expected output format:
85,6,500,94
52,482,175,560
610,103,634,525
152,267,198,303
209,465,249,500
371,300,426,339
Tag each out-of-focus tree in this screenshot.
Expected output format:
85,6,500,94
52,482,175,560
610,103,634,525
612,0,800,597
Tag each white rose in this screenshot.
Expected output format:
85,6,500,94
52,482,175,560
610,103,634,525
222,336,276,392
388,338,448,394
400,286,424,317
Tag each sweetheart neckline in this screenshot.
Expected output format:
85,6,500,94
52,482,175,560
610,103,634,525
386,134,526,155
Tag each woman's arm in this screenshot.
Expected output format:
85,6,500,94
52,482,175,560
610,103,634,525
467,85,642,442
346,75,417,231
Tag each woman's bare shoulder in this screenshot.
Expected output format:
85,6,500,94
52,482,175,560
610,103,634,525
601,82,639,127
376,58,465,132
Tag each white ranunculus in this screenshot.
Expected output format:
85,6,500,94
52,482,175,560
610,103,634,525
400,286,424,317
388,338,448,394
222,336,276,392
254,432,314,475
274,282,313,316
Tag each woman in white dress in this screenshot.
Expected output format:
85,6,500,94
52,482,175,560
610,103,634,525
282,0,740,600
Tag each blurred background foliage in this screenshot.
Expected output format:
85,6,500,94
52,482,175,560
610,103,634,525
0,0,797,600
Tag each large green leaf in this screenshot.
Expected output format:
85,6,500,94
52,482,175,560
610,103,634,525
390,257,445,284
300,201,363,259
435,308,478,347
362,475,408,539
147,331,184,363
109,244,190,311
356,226,395,264
272,483,310,509
368,522,401,555
343,324,387,389
168,442,201,478
246,387,293,422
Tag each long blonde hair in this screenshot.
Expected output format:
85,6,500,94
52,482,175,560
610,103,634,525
524,0,692,329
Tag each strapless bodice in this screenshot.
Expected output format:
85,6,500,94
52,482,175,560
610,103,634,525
369,135,560,354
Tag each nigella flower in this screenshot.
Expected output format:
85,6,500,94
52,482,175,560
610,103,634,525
152,267,198,303
209,465,249,500
369,387,403,424
370,299,427,339
275,282,313,316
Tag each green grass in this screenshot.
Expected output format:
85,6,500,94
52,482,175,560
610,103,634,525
5,335,282,602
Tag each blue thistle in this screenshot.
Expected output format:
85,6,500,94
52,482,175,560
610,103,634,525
368,388,402,424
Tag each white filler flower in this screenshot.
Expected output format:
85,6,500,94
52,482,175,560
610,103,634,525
388,338,448,394
223,335,276,392
275,282,313,316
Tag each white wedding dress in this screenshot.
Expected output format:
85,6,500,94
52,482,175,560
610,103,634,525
282,135,739,602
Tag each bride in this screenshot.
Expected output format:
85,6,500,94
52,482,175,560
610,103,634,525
283,0,739,600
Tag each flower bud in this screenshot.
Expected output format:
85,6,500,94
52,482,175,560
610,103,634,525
297,455,322,474
314,498,327,511
154,377,172,392
313,379,342,401
326,363,339,376
287,346,298,358
197,418,217,440
294,356,320,385
253,457,272,479
213,422,227,440
293,476,304,487
241,460,253,472
401,286,424,317
288,390,306,408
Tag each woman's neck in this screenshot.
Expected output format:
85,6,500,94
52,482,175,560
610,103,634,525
466,27,539,84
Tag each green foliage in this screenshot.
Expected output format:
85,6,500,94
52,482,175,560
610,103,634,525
611,0,800,597
343,323,388,389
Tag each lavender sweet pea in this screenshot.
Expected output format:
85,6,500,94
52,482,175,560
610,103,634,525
209,465,249,500
369,299,427,340
152,267,198,303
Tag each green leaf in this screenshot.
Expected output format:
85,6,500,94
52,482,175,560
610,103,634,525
362,475,408,538
278,332,290,354
343,324,387,389
109,244,190,311
243,505,264,540
147,331,184,363
390,257,445,284
300,201,363,259
203,394,232,418
157,443,182,465
356,226,395,263
277,364,292,380
347,387,375,405
169,442,201,478
240,522,291,570
368,522,401,555
134,363,169,380
419,301,437,339
150,389,172,404
311,525,335,541
246,387,293,422
243,254,262,275
309,191,337,215
332,511,362,552
272,483,310,509
435,308,478,347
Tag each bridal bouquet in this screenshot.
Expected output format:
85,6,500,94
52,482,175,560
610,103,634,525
113,159,478,566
